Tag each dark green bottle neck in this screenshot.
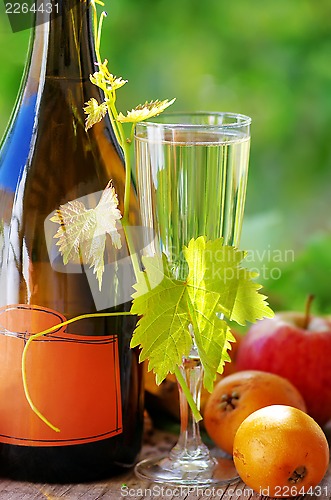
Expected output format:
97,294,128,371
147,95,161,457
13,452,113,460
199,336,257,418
46,0,96,78
28,0,96,83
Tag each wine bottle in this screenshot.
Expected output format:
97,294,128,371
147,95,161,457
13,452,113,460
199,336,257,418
0,0,144,483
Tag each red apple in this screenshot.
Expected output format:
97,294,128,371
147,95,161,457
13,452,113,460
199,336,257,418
236,297,331,426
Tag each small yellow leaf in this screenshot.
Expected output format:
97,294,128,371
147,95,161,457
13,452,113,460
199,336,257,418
83,98,108,131
90,59,128,93
50,181,122,290
117,98,176,124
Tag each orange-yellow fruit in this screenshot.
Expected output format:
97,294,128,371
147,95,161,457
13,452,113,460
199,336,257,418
204,370,306,455
233,405,329,497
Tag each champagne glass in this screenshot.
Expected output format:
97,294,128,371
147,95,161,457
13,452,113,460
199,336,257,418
134,112,251,486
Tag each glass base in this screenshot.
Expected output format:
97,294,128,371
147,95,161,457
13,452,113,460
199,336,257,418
134,450,239,486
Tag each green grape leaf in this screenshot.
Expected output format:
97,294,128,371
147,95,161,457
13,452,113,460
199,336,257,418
131,236,273,390
50,181,122,290
131,254,192,384
230,269,274,325
184,238,242,391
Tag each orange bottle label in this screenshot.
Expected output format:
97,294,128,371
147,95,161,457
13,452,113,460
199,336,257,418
0,304,122,446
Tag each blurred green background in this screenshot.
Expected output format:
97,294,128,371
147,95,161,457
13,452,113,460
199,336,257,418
0,0,331,313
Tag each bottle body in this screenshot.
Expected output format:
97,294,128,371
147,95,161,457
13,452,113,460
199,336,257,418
0,1,144,482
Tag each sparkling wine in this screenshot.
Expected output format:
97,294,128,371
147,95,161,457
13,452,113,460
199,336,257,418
135,129,250,275
133,113,251,486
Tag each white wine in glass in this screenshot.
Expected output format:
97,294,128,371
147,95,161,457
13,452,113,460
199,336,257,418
134,112,251,486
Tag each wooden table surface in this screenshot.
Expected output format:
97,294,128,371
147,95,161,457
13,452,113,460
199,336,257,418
0,428,330,500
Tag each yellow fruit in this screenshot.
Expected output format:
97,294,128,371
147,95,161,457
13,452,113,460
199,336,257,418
233,405,329,497
204,370,306,455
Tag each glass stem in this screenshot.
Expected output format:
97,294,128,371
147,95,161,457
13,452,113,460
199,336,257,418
170,356,212,463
